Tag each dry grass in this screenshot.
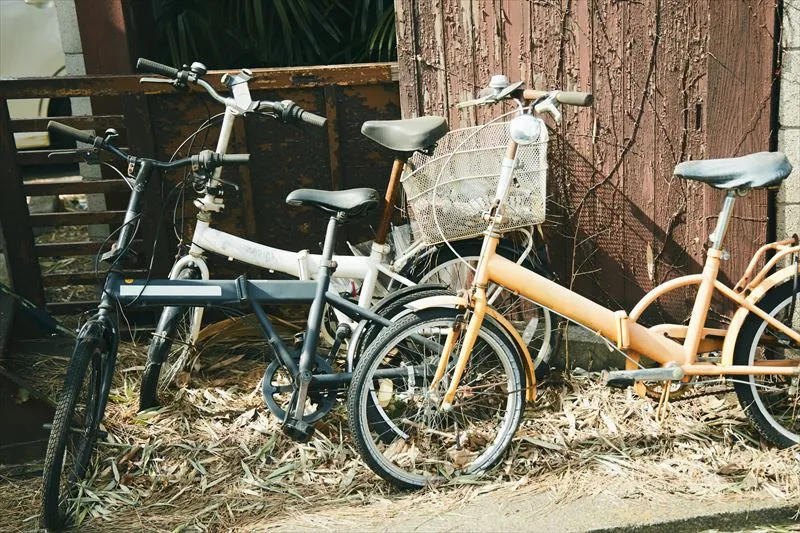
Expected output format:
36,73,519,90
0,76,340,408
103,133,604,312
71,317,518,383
1,335,799,532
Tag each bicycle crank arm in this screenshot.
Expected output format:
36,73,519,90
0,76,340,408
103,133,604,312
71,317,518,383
43,423,108,440
601,366,685,389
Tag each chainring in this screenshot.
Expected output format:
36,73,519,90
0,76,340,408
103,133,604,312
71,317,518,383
261,354,336,424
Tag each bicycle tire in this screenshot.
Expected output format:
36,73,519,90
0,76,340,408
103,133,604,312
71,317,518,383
403,239,559,379
40,335,107,530
139,266,202,410
348,307,525,488
351,285,456,358
733,280,800,447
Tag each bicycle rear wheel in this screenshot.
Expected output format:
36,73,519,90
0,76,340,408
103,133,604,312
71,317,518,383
41,335,108,530
733,280,800,447
348,307,525,488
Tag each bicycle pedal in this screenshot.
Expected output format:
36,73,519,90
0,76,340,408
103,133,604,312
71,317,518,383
602,374,634,389
282,417,315,442
42,423,108,439
601,366,684,389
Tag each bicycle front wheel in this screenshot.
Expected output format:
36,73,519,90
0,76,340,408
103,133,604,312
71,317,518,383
41,336,107,530
733,280,800,447
407,240,558,379
139,266,202,410
348,307,525,488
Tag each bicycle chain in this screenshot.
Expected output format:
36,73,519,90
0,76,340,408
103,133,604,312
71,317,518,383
666,385,734,402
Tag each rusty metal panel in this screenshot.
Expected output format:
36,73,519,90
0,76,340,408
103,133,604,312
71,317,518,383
396,0,777,321
0,65,402,320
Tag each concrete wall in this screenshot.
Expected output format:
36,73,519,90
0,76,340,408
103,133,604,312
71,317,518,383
778,0,800,238
53,0,107,239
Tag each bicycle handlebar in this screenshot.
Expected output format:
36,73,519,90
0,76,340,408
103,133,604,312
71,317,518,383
135,57,327,128
47,121,249,172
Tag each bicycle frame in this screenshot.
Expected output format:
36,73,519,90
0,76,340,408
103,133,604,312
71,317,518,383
88,153,406,423
176,97,420,313
422,120,800,408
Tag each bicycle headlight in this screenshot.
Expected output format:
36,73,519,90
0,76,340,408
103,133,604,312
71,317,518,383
509,114,542,145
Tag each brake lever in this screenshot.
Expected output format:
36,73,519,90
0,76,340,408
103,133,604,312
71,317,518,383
47,148,100,165
534,93,562,123
139,77,187,90
191,172,240,193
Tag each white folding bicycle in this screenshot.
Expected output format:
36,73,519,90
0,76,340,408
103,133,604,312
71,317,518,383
132,59,559,410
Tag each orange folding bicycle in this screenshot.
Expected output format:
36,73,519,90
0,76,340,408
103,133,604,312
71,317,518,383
346,77,798,488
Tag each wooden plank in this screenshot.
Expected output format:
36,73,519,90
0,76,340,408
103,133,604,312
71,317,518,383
706,1,773,294
29,210,126,227
583,0,626,308
649,0,707,322
24,179,130,196
0,63,399,99
11,115,124,133
442,0,478,127
393,0,421,118
619,0,658,314
35,240,142,257
412,0,447,117
41,270,148,286
0,102,45,309
323,86,342,190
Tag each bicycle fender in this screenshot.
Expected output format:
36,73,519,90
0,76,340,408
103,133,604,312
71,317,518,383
721,264,798,366
404,295,537,401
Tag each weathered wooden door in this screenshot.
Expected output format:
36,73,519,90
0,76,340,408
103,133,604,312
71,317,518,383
395,0,779,323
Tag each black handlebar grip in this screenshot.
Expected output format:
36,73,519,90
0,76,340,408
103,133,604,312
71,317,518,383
220,154,250,165
47,120,96,145
280,101,327,128
136,57,180,78
555,91,593,107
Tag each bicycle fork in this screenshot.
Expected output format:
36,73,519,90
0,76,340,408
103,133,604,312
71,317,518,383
433,232,501,410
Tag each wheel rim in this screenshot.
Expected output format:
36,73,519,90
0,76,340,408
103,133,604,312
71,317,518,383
358,315,521,485
417,255,552,368
745,294,800,444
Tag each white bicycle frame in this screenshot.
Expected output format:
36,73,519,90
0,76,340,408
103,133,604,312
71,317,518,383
158,70,535,365
162,78,429,347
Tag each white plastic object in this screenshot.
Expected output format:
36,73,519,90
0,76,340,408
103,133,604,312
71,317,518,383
509,114,542,145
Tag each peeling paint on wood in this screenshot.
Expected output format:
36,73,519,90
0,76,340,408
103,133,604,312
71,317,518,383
396,0,777,321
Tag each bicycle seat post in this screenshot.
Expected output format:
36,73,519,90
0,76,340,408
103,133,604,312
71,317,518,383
710,190,737,251
374,154,409,246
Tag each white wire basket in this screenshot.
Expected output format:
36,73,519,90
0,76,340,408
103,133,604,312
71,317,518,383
400,120,548,246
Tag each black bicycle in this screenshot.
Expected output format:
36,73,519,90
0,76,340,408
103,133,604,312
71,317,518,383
39,120,448,530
